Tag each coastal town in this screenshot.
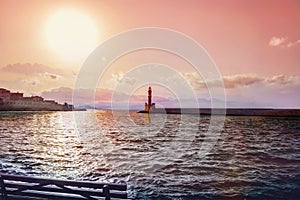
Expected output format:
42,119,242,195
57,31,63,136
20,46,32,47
0,88,74,111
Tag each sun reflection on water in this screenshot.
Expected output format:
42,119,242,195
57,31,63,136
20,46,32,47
1,111,300,199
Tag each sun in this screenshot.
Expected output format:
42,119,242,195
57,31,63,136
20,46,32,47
45,9,98,63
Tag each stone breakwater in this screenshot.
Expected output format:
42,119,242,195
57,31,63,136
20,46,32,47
139,108,300,117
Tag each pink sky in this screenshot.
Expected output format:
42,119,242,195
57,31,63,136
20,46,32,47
0,0,299,108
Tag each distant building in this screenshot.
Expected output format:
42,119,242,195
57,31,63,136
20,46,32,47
0,88,74,111
0,88,11,101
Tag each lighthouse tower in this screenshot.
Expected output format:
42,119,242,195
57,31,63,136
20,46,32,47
144,86,155,112
148,86,152,107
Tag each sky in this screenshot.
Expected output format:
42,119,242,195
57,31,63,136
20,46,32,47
0,0,299,108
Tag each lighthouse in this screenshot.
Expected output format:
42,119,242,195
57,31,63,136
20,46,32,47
148,86,152,106
144,86,155,112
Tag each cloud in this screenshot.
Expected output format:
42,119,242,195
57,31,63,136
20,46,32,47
111,72,124,83
182,73,263,89
287,39,300,47
223,74,264,88
0,63,65,76
269,37,300,48
41,86,175,109
42,87,125,106
0,63,75,95
41,87,73,103
182,72,300,89
42,72,61,80
21,79,40,86
266,74,300,86
219,75,300,108
181,72,206,89
223,74,300,88
269,37,287,47
40,72,300,110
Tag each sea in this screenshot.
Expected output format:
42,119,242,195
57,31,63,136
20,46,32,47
0,110,299,199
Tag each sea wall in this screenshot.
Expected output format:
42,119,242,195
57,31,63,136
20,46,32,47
0,100,72,111
139,108,300,117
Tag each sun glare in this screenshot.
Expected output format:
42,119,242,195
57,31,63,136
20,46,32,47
45,9,98,63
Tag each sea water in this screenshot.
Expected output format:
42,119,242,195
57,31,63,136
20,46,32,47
0,110,299,199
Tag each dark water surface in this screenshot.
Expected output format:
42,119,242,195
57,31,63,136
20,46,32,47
0,110,299,199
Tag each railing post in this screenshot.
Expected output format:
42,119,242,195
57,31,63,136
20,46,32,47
103,185,110,200
0,175,8,200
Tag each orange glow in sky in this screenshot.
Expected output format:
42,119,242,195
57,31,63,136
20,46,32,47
0,0,299,108
45,9,99,63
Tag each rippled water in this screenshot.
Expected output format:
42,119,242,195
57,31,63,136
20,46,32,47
0,110,300,199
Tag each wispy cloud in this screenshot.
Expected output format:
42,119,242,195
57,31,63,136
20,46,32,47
269,37,300,48
21,79,40,86
41,87,73,103
182,73,300,89
223,74,300,88
287,39,300,47
266,74,294,85
111,72,124,83
42,72,61,80
182,73,263,89
0,63,65,76
108,72,136,87
269,37,287,47
223,74,264,88
41,79,300,109
41,86,176,108
0,63,74,95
